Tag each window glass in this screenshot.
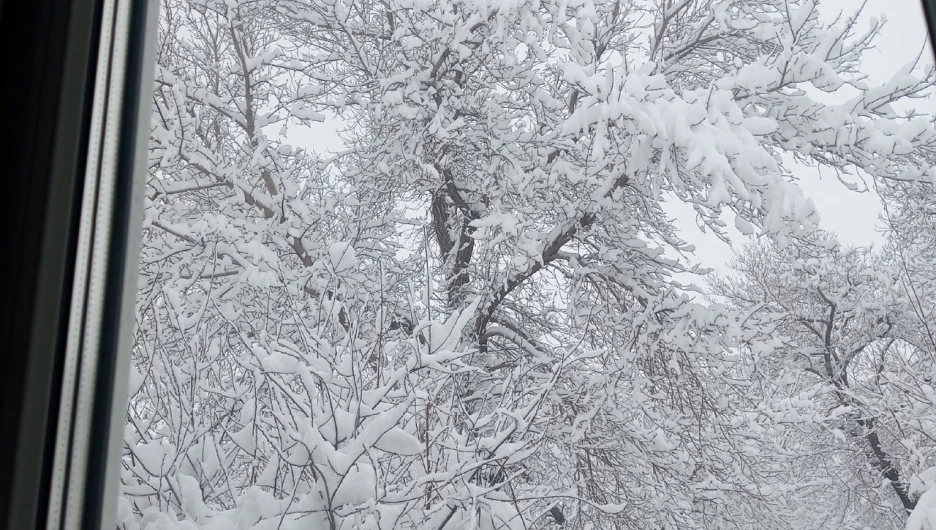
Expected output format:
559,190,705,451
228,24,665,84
118,1,936,529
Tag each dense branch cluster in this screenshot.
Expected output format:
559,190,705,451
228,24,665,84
118,1,936,529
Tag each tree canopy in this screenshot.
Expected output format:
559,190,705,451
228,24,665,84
118,1,936,529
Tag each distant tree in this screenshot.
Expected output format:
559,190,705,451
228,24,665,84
712,232,936,528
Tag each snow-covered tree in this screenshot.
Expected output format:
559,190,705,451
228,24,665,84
877,155,936,530
118,0,936,529
711,232,936,528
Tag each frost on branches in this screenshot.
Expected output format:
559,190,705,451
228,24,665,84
120,0,936,529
